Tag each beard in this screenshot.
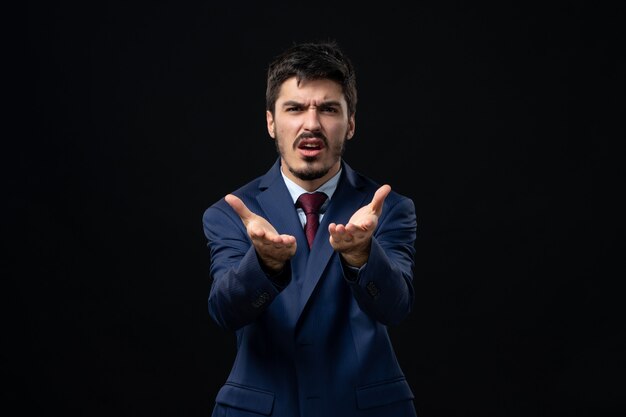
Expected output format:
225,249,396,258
275,132,347,181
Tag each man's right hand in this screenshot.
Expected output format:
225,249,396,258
225,194,297,273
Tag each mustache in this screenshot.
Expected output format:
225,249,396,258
294,132,328,148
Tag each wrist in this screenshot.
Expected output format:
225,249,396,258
256,252,285,274
340,252,368,268
262,260,285,274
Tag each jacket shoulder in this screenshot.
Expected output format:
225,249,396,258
350,170,414,209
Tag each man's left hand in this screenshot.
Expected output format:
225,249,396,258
328,184,391,267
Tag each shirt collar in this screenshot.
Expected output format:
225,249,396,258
281,166,342,205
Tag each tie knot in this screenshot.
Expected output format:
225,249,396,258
296,192,328,215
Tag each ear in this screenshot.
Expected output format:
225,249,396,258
346,113,356,140
266,110,275,138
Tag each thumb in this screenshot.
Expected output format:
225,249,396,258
370,184,391,214
225,194,254,222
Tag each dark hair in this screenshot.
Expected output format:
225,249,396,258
265,40,357,116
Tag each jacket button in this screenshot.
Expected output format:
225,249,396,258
251,291,270,308
366,281,379,298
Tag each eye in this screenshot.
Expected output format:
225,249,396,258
285,105,303,112
320,105,339,113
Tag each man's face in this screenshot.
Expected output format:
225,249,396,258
266,77,355,191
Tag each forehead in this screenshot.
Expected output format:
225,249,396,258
277,77,346,104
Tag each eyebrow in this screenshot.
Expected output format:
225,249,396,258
281,100,343,108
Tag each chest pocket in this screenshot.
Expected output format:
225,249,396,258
356,377,414,409
215,382,274,415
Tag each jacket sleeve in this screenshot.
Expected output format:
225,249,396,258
202,200,291,331
342,195,417,326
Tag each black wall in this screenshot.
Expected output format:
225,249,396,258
8,2,624,416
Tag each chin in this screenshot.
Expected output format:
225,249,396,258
290,163,329,181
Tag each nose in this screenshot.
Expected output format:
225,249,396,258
302,107,321,132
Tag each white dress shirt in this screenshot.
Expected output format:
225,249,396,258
281,167,342,228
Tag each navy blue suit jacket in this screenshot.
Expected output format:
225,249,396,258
202,158,418,417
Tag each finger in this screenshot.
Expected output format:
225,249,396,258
329,223,347,236
272,239,296,250
331,224,354,241
267,234,293,245
264,233,296,247
333,224,347,235
248,227,267,240
369,184,391,214
344,223,363,235
225,194,254,221
278,234,297,245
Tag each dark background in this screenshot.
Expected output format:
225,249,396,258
7,1,624,416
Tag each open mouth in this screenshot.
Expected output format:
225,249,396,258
297,138,325,157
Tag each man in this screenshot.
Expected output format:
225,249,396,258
202,40,418,417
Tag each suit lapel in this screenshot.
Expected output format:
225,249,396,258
297,162,368,320
256,159,306,245
255,160,309,329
